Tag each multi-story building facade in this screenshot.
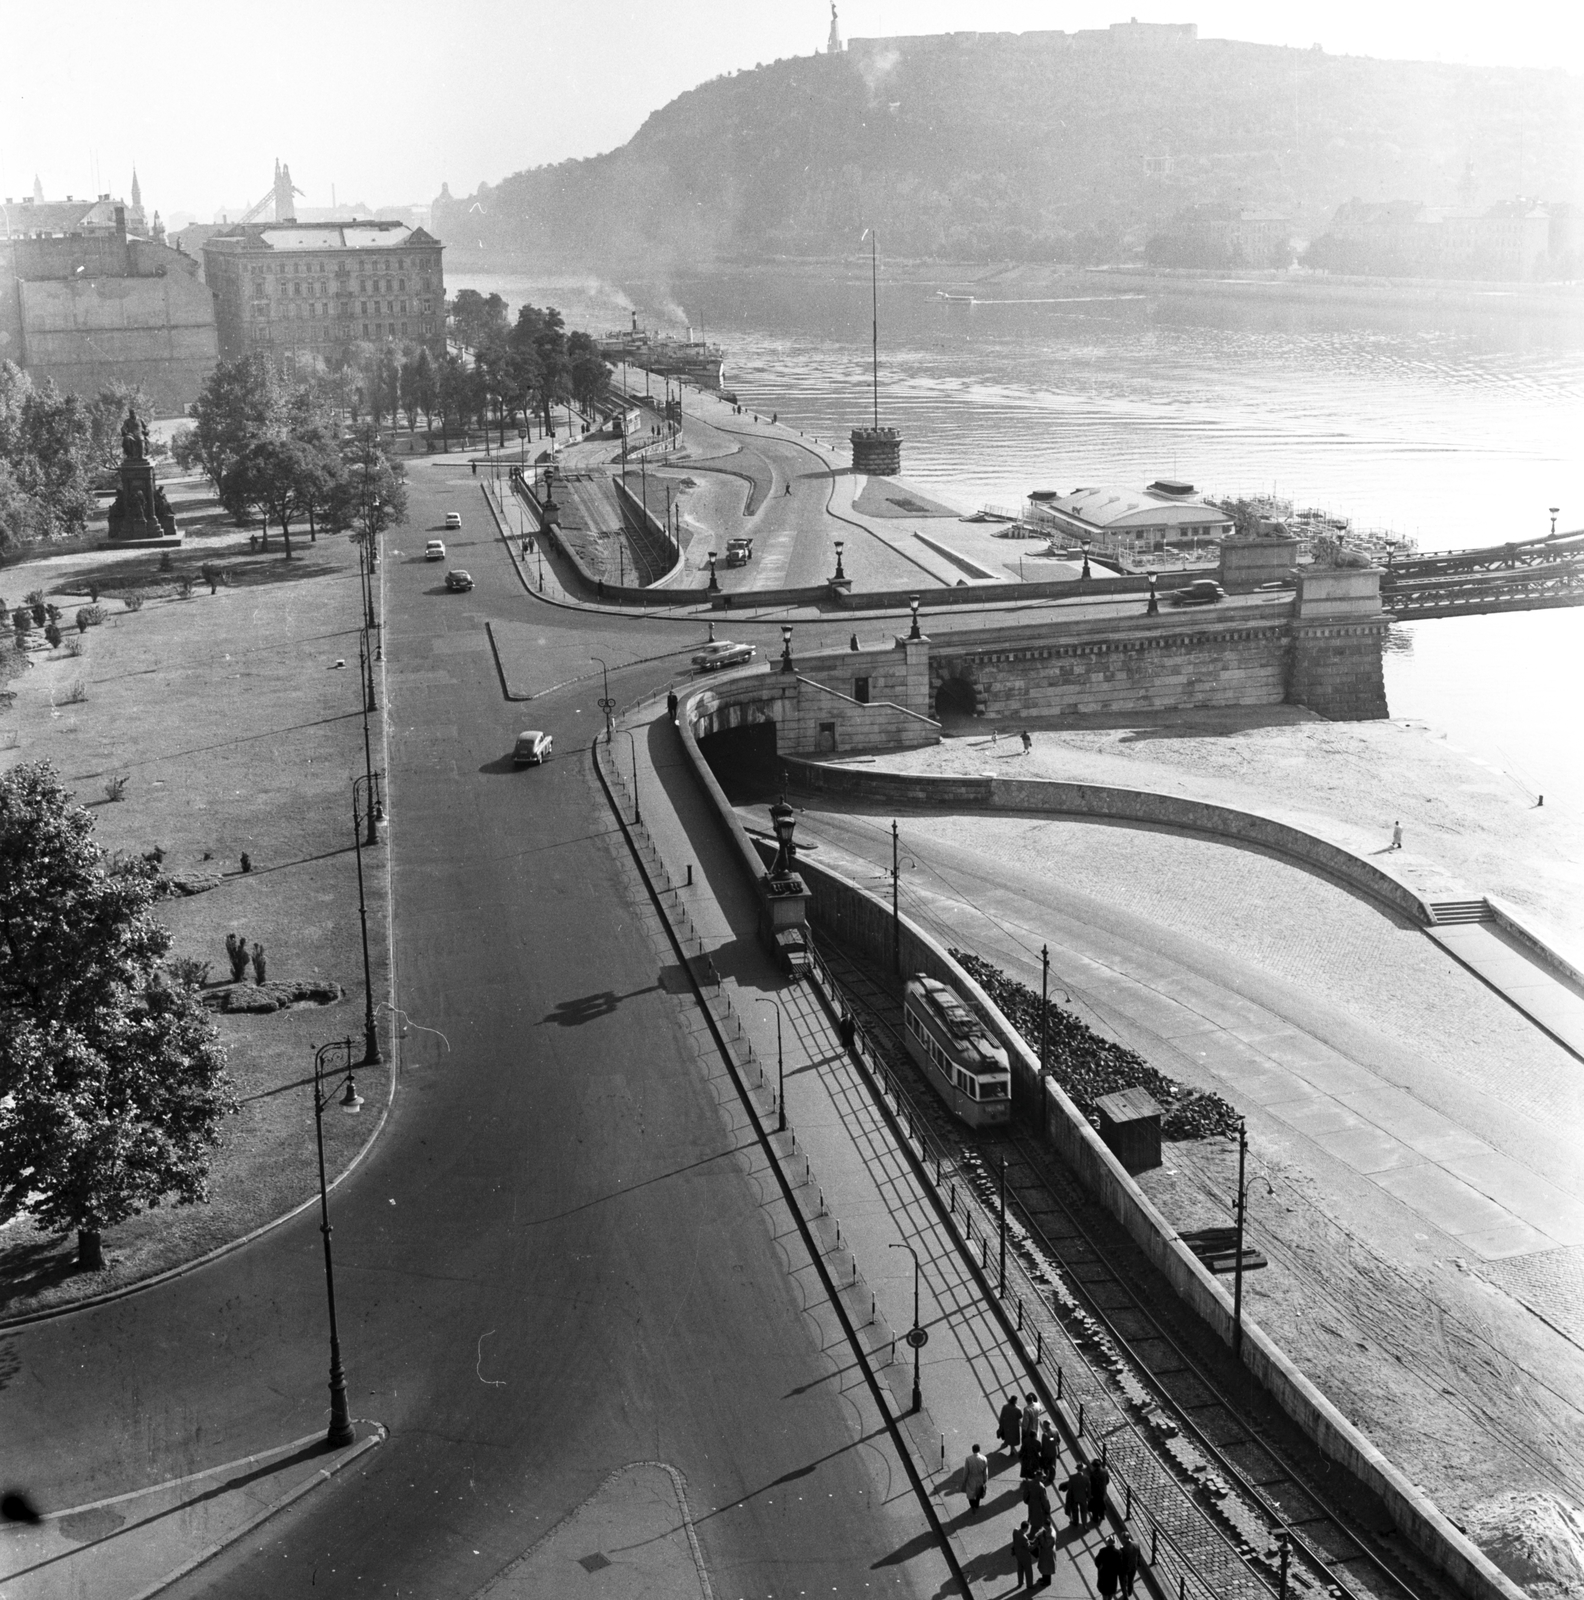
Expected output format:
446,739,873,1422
201,220,446,362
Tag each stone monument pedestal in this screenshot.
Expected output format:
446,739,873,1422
106,445,181,548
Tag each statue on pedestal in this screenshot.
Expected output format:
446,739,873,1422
120,406,150,463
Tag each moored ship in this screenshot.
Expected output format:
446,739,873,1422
596,313,725,390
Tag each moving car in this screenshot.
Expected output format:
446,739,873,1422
513,730,553,766
444,512,462,530
691,641,756,672
725,537,753,567
1167,579,1225,606
425,539,446,561
445,569,474,592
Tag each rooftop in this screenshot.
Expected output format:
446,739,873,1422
205,221,442,253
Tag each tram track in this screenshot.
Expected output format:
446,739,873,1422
817,936,1459,1600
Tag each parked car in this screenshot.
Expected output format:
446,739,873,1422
445,569,474,592
1167,579,1225,606
444,512,462,530
425,539,446,561
513,730,553,766
691,641,756,672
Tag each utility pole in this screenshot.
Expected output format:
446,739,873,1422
891,819,901,975
1040,944,1050,1080
1232,1117,1248,1361
998,1154,1007,1297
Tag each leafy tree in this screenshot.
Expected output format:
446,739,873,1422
0,363,95,541
0,762,235,1269
567,331,610,411
224,436,320,557
370,347,402,428
185,353,285,491
449,289,508,353
512,305,570,433
401,346,438,432
433,351,478,448
342,423,409,536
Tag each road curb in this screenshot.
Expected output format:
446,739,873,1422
130,1422,388,1599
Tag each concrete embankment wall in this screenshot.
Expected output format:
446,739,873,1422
688,666,939,756
511,475,696,606
783,760,1433,925
668,709,1521,1600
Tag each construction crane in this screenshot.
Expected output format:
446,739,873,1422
235,159,303,226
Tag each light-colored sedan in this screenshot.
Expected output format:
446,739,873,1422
513,730,553,766
425,539,446,561
691,641,756,672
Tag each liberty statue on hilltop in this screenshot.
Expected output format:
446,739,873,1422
827,2,842,54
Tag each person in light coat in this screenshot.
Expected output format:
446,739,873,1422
963,1443,990,1512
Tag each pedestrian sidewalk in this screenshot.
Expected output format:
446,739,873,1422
599,703,1266,1599
0,1426,383,1600
1430,919,1584,1062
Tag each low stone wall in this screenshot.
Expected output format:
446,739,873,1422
784,761,1433,925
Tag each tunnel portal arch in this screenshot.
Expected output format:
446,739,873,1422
934,675,978,720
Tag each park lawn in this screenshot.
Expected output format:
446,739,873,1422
0,502,395,1319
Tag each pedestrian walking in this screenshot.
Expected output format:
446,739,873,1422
1019,1430,1042,1482
1061,1466,1085,1525
1038,1420,1058,1482
1034,1521,1057,1589
1118,1532,1140,1597
1021,729,1033,754
849,632,860,651
1022,1392,1045,1440
667,691,679,725
1024,1475,1051,1534
1095,1535,1121,1599
1088,1457,1110,1527
785,482,792,495
963,1443,989,1511
997,1394,1023,1455
838,1012,857,1053
1390,819,1403,850
1013,1522,1034,1591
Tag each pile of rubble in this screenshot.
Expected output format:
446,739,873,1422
950,949,1240,1141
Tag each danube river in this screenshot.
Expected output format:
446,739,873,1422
451,263,1584,807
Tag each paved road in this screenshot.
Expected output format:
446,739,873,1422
2,459,948,1598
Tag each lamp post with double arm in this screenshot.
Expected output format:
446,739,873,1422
312,1037,365,1448
351,775,382,1066
889,1241,923,1414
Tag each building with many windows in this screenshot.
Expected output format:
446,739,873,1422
201,220,445,361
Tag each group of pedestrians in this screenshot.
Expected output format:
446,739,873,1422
971,1390,1139,1594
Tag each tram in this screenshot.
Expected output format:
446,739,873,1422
902,975,1012,1127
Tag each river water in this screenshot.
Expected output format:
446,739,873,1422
451,264,1584,805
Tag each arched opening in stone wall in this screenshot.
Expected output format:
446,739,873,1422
934,676,978,721
697,719,781,804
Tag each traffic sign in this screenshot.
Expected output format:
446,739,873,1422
905,1326,929,1349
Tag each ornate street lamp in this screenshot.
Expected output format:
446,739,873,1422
1081,538,1092,581
707,550,720,593
1551,506,1561,538
768,795,798,879
1146,571,1159,616
780,624,795,674
311,1038,364,1448
833,540,846,583
908,595,922,640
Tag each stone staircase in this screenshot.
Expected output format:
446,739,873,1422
1426,897,1492,926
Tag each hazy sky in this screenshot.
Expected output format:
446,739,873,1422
3,1,1579,219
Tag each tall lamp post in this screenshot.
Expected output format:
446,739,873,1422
351,775,382,1066
1550,506,1561,537
889,1241,923,1414
755,996,786,1133
312,1037,365,1448
621,728,641,825
591,655,615,743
